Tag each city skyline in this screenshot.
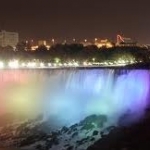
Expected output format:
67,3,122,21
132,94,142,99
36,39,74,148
0,0,150,43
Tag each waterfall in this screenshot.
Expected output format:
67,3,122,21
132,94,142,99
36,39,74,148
0,69,149,126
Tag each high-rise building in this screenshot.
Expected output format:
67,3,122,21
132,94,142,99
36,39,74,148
0,30,19,48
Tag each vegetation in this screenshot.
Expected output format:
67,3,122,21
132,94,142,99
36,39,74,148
0,44,149,63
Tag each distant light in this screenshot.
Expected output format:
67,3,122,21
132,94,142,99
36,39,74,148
73,62,79,67
40,63,45,68
64,63,67,66
92,58,96,61
27,62,36,68
95,38,98,42
58,63,62,66
0,61,4,69
52,39,55,44
130,60,134,64
64,40,67,44
68,62,73,66
109,62,113,65
53,63,57,67
83,62,87,66
55,58,60,63
8,60,19,69
48,63,52,67
21,63,26,67
104,62,108,65
31,46,38,51
88,62,92,66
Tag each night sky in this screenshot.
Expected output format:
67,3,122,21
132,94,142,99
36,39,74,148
0,0,150,43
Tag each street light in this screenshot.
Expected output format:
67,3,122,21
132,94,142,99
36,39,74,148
8,60,19,69
64,40,67,44
0,61,4,69
52,39,55,44
92,58,96,62
95,38,98,42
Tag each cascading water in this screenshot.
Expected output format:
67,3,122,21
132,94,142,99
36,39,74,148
0,69,149,127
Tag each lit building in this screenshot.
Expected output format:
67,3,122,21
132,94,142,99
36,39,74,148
31,45,39,51
31,40,50,51
38,40,47,46
95,39,113,48
116,35,137,47
0,30,19,48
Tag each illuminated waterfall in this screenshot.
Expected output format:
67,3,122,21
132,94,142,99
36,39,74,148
0,69,149,126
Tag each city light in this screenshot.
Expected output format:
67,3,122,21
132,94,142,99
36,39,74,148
53,63,57,67
64,63,67,66
52,38,55,44
0,58,137,69
94,38,98,42
73,62,79,67
48,63,52,67
8,60,19,69
83,62,88,66
58,63,63,67
68,62,73,66
84,39,87,43
40,63,45,68
27,62,36,68
21,63,26,67
0,61,4,68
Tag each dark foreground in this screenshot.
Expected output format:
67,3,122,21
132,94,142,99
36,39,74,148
88,108,150,150
1,109,150,150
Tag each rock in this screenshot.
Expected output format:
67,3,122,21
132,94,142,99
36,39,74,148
70,123,78,130
35,144,42,150
67,145,74,150
81,123,95,131
45,142,52,149
64,144,70,147
93,130,99,136
76,137,89,145
72,131,78,138
90,137,95,141
67,130,72,135
79,114,107,129
51,137,59,145
61,126,69,133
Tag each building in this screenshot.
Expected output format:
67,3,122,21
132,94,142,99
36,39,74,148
95,39,113,48
0,30,19,48
116,35,137,47
38,40,47,46
31,40,50,51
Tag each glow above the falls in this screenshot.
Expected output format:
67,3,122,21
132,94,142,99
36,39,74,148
0,69,149,126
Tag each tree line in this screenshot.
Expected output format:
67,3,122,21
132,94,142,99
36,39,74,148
0,44,149,63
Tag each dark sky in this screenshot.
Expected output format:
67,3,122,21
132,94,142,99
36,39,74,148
0,0,150,43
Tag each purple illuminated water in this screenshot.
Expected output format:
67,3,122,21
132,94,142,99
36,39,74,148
0,69,149,126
